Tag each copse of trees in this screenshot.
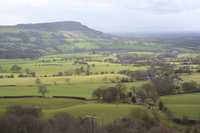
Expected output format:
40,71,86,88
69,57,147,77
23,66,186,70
92,84,127,103
147,65,200,95
119,70,149,81
92,82,161,105
148,65,180,95
136,83,160,107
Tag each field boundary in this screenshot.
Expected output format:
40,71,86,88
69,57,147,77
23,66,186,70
0,96,87,101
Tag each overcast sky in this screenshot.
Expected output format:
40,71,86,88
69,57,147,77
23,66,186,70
0,0,200,33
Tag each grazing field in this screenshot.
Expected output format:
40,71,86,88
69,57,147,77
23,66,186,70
0,54,147,98
1,52,200,127
181,73,200,82
0,74,128,86
0,54,148,76
0,73,145,98
0,98,86,117
161,93,200,119
44,103,144,124
0,54,148,124
0,82,145,98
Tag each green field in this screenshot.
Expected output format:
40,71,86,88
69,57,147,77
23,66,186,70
181,73,200,82
0,55,146,98
0,54,149,124
44,103,143,124
0,53,148,99
0,54,148,76
0,98,143,124
161,93,200,119
0,74,145,98
1,52,200,126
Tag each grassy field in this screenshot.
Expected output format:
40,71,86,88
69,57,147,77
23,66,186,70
181,73,200,82
161,93,200,119
0,53,147,124
44,104,144,124
3,52,199,125
0,81,145,98
0,54,147,98
0,72,145,98
0,97,143,124
0,74,128,86
0,54,148,76
0,56,148,102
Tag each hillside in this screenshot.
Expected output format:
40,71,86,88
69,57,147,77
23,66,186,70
0,21,117,58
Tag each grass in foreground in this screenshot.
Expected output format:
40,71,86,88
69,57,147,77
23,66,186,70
44,103,143,124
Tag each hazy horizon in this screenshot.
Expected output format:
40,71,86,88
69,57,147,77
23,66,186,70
1,0,200,33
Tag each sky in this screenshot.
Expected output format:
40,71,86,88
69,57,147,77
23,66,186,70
0,0,200,33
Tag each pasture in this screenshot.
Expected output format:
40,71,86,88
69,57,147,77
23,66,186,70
0,74,145,98
1,52,199,126
161,93,200,119
44,103,144,124
0,53,148,76
181,73,200,82
0,53,147,98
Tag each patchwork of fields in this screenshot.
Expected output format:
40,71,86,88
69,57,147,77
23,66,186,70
1,52,200,124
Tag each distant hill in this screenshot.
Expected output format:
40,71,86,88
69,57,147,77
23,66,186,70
0,21,119,58
0,21,164,58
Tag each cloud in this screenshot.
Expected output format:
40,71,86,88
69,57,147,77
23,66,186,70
50,0,200,13
0,0,200,32
109,0,200,13
1,0,200,13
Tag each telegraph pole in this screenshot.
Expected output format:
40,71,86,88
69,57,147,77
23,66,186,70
85,115,97,133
